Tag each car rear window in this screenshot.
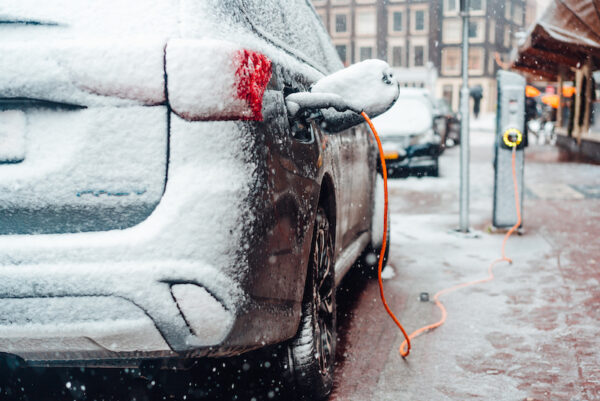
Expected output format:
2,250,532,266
239,0,343,73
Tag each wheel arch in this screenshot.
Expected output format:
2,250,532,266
317,173,336,247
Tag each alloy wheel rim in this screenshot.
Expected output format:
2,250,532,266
313,216,334,377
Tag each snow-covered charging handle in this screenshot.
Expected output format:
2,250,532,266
286,59,399,119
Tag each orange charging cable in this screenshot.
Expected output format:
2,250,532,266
362,110,522,358
361,111,413,357
397,146,522,356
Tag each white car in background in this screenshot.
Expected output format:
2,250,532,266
374,87,442,177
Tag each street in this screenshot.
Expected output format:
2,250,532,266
2,115,598,401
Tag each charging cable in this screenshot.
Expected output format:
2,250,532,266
361,112,413,356
363,111,522,358
397,144,522,356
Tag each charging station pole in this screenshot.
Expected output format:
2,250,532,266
459,0,470,232
493,70,525,228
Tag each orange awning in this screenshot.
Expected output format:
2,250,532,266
513,0,600,80
526,85,541,97
542,94,560,109
562,86,576,97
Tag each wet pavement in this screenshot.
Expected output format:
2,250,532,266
329,116,600,401
1,116,599,401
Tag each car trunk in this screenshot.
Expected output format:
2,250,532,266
0,2,176,234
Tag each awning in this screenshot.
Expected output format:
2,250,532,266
513,0,600,79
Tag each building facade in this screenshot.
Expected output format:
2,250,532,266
313,0,528,112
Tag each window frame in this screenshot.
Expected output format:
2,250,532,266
441,46,461,76
333,38,352,66
359,46,374,61
468,47,485,75
355,8,377,37
392,11,403,32
387,5,406,36
444,0,458,15
330,8,352,38
442,18,462,44
468,18,485,43
410,4,429,35
469,0,486,16
355,38,376,63
392,45,404,67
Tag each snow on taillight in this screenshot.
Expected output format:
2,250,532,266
166,39,272,121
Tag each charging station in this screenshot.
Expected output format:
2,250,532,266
493,70,525,229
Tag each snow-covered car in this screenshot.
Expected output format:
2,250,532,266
374,88,443,177
0,1,397,399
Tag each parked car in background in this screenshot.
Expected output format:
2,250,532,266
0,1,397,399
374,88,442,177
433,98,461,147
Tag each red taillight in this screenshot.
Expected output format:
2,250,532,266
234,49,272,120
166,39,272,121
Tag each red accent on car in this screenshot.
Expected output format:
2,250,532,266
234,50,272,121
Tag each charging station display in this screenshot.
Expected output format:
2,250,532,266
493,70,525,228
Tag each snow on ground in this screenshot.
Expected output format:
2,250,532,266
361,113,600,400
381,265,396,280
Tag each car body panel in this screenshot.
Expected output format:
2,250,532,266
0,0,378,365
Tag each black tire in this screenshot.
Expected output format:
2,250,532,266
287,207,336,401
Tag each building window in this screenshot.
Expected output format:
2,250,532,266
445,0,457,13
442,47,461,75
413,45,425,66
392,46,403,67
359,46,373,61
468,21,478,38
336,45,347,64
468,19,485,42
470,0,483,11
415,10,425,31
392,11,403,32
335,14,347,33
468,47,485,74
513,4,523,25
443,19,461,43
356,10,376,36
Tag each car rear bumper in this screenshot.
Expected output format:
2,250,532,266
0,260,241,365
0,118,267,366
385,143,439,178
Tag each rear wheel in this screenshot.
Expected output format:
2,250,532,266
287,207,336,400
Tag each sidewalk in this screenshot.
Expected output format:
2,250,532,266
341,114,600,400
